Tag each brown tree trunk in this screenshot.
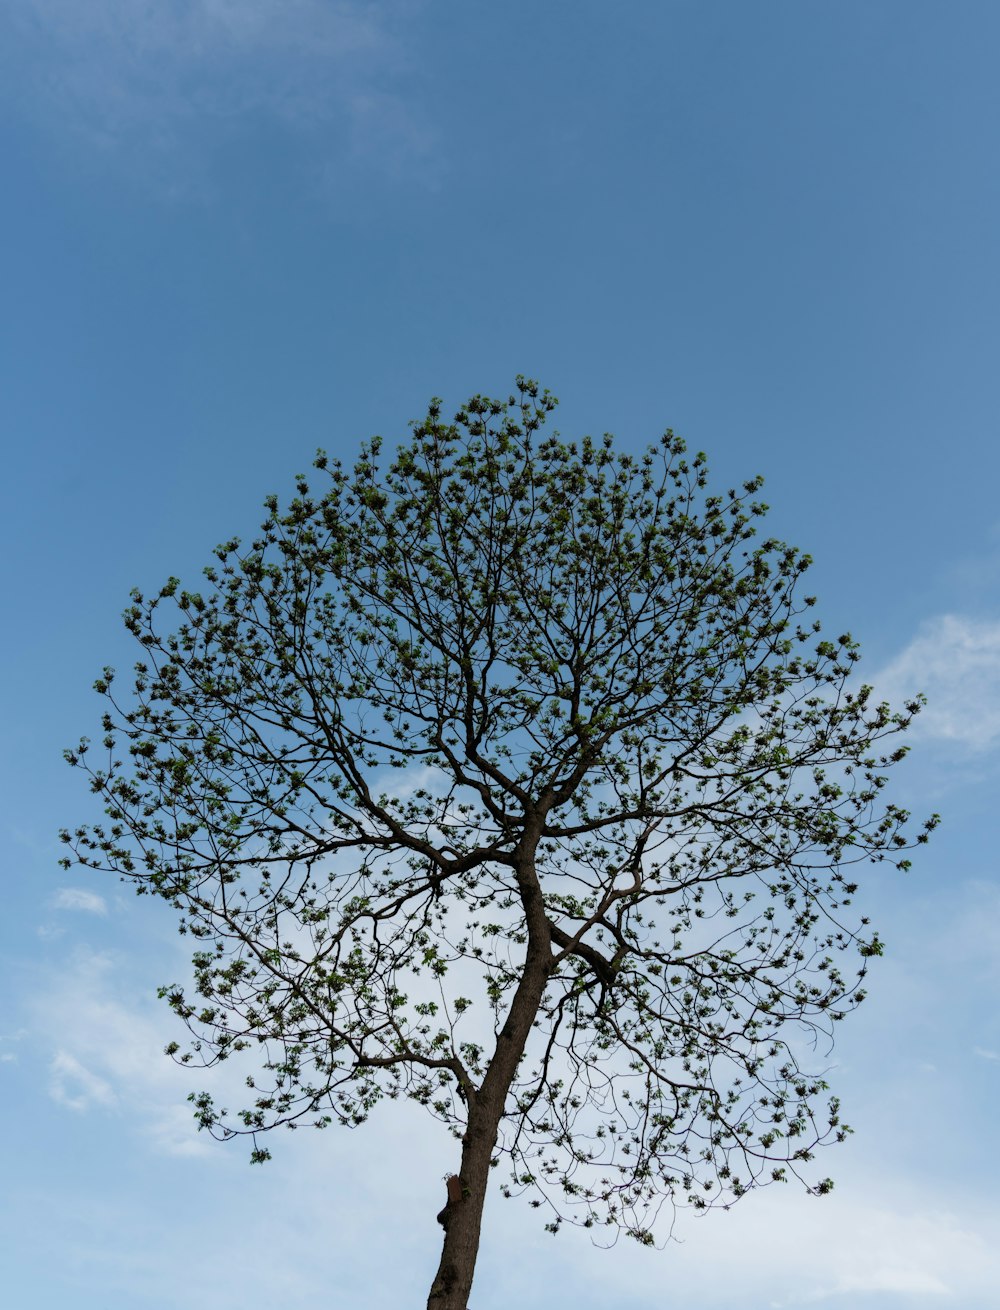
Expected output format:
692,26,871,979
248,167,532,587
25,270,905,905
426,843,552,1310
425,1097,503,1309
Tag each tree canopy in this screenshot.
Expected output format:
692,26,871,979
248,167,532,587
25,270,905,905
62,379,936,1309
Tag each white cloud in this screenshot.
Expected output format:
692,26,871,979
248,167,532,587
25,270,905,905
546,1182,1000,1310
50,1050,118,1111
935,880,1000,981
1,0,433,187
52,887,108,915
0,1027,27,1054
1,1103,448,1310
9,0,387,95
15,927,1000,1309
33,947,220,1151
974,1046,999,1062
873,614,1000,752
144,1100,218,1158
798,1259,949,1301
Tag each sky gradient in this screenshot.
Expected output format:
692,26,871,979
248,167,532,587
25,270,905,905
2,4,999,1307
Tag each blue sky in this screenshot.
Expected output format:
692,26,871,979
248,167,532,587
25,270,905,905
2,3,999,1306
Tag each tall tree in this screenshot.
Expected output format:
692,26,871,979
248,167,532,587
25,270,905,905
62,380,935,1309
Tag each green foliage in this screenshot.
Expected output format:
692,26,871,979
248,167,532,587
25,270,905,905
62,378,936,1240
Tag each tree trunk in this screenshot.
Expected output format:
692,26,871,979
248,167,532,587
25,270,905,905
426,844,552,1310
425,1097,503,1309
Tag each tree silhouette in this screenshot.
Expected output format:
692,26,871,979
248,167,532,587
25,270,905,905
62,380,936,1309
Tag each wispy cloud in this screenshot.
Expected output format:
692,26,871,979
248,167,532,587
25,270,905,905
36,923,67,941
873,614,1000,752
0,1029,25,1065
800,1267,950,1301
2,0,433,188
557,1181,1000,1310
50,1049,117,1111
16,936,1000,1308
974,1046,999,1062
33,947,217,1153
52,887,108,915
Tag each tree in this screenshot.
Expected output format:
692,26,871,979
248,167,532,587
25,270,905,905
62,379,936,1309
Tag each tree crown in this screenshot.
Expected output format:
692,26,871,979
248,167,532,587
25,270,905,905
62,379,936,1242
